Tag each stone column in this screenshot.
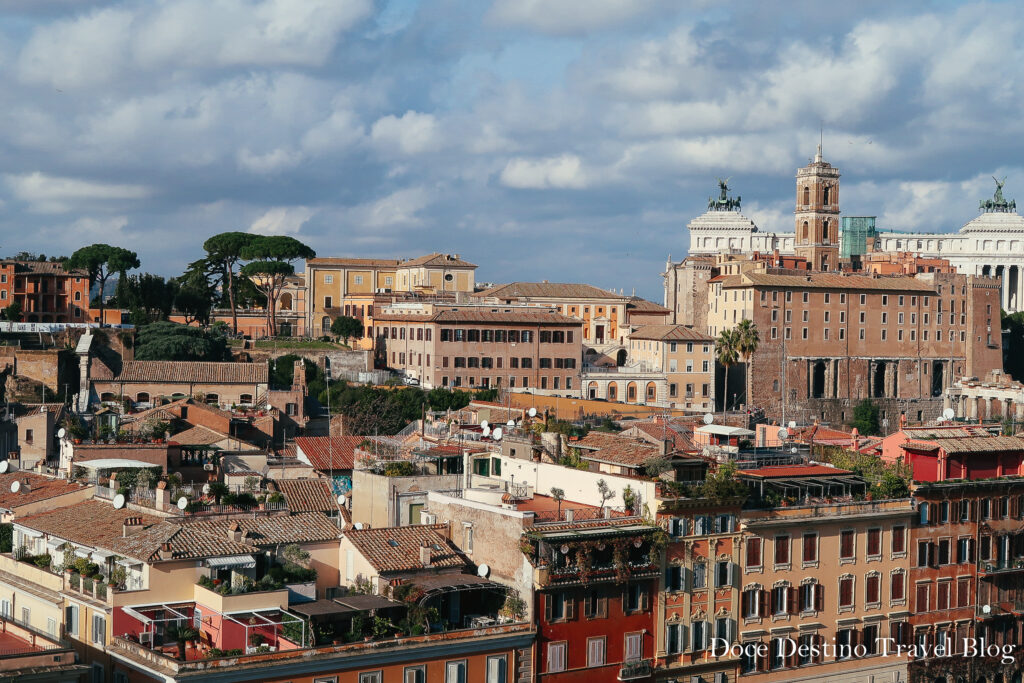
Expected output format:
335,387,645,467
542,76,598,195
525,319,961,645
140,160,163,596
956,396,965,418
969,396,979,420
1015,401,1024,421
1002,398,1010,419
943,394,952,412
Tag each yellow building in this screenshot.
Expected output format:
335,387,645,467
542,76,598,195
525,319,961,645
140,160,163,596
628,324,715,409
306,253,477,340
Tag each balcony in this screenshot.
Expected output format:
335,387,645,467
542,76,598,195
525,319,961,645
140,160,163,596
979,559,1024,575
618,658,653,680
193,584,289,614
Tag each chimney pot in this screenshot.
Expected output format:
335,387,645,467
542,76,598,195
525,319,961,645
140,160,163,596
419,543,432,567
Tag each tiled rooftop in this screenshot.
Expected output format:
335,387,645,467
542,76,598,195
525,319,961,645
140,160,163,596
0,473,87,509
114,361,268,385
294,436,363,471
628,324,714,342
475,282,627,300
344,524,466,573
276,479,337,514
183,513,341,545
575,431,660,466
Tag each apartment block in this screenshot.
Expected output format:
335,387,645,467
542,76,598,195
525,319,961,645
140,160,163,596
0,260,90,323
707,269,1002,421
373,303,583,394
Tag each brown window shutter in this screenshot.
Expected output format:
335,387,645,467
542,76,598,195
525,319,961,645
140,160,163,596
544,594,552,622
641,589,649,612
759,589,768,617
599,595,608,618
814,584,824,612
566,595,575,620
787,586,797,614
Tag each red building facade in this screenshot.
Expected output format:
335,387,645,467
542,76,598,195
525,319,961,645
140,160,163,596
0,261,90,323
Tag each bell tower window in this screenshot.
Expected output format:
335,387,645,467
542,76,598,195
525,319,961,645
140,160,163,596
823,185,831,205
802,221,809,244
803,186,810,206
823,219,829,241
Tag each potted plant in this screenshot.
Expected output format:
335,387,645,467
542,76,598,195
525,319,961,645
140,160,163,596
166,624,198,660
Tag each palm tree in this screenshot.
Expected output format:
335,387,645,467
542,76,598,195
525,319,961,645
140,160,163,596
715,328,740,411
736,319,761,409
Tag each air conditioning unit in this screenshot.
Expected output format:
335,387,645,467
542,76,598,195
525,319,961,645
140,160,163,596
203,463,215,471
421,512,436,525
139,632,153,646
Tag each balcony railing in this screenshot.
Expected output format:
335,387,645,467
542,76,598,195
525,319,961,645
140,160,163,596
618,658,652,680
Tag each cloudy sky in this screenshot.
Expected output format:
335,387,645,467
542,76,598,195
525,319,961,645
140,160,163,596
1,0,1021,299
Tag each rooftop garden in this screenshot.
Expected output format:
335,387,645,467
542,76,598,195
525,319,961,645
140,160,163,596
197,544,316,596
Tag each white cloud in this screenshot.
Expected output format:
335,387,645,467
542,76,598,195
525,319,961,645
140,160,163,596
237,147,304,174
345,187,433,229
487,0,667,35
249,206,315,235
370,111,441,156
500,154,590,189
4,172,151,213
17,0,373,89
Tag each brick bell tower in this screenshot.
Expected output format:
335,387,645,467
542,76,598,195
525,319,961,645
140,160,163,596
794,143,840,271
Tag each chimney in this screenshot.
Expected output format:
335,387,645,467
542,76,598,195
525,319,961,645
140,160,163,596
123,516,144,537
228,521,243,543
20,479,30,493
419,543,432,568
158,542,173,560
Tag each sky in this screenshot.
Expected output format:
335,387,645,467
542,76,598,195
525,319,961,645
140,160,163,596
1,0,1023,301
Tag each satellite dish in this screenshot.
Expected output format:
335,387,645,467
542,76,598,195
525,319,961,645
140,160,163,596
528,407,537,418
942,408,955,420
337,494,346,506
353,522,365,530
176,496,188,510
480,420,489,429
9,481,19,493
482,426,491,437
506,420,515,427
57,428,66,439
492,427,503,441
0,461,9,474
202,483,211,495
777,427,789,441
788,421,797,429
560,544,570,554
113,494,126,509
791,447,798,454
477,563,490,578
703,413,714,425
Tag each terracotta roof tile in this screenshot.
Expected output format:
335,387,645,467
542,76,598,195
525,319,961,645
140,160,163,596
277,479,337,514
182,513,341,545
736,465,854,479
928,436,1024,454
575,431,660,467
294,436,363,471
168,424,231,446
0,261,87,276
375,308,582,325
401,253,477,268
475,282,627,300
0,473,87,510
626,297,671,313
308,257,401,268
114,361,268,384
344,524,466,573
629,324,714,342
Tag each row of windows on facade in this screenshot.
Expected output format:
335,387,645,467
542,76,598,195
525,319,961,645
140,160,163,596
0,291,85,316
737,624,901,673
321,273,394,286
918,496,1024,525
668,382,711,399
768,325,969,343
745,527,906,569
392,353,578,370
664,514,737,537
916,534,1018,569
332,656,505,683
740,573,904,618
752,288,969,306
771,307,968,326
380,328,575,344
0,273,85,289
545,631,645,673
633,340,711,354
441,375,572,390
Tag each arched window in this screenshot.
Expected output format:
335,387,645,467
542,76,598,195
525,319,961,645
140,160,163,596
607,383,618,401
802,221,809,243
205,394,219,405
279,293,292,310
645,382,657,401
321,316,331,334
803,186,810,205
136,392,150,404
627,382,637,401
823,185,831,205
239,394,253,405
822,219,829,241
100,392,116,402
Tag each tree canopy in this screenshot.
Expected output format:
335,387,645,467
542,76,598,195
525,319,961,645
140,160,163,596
134,321,231,362
65,244,140,325
240,236,314,337
331,316,363,344
202,232,256,334
851,399,881,436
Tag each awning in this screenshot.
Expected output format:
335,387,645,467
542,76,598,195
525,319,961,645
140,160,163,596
116,558,142,568
414,573,505,599
205,555,257,570
75,459,158,469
